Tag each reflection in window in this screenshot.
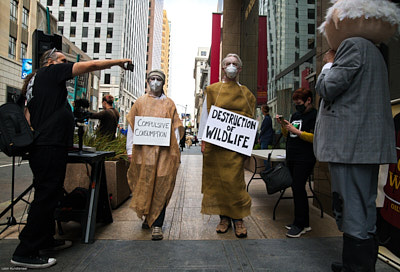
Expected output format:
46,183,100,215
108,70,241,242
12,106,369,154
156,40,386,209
96,12,101,22
83,12,89,22
71,11,77,22
22,8,29,29
9,36,16,59
70,27,76,37
59,11,64,22
82,27,88,38
94,43,100,53
108,13,114,23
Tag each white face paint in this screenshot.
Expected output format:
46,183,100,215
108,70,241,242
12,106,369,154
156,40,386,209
225,64,238,79
149,79,162,92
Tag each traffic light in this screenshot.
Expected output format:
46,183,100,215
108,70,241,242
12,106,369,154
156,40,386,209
32,29,62,69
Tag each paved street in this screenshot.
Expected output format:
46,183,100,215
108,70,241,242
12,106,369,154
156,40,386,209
0,147,397,271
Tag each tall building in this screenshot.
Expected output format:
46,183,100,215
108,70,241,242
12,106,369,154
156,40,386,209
42,0,148,127
193,47,209,130
120,0,148,127
161,9,170,95
0,0,57,104
260,0,317,103
146,0,164,91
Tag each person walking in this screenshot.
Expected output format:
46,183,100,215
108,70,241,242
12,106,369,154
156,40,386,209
90,95,120,140
276,88,317,238
11,48,132,269
314,38,396,271
126,69,184,240
198,53,256,238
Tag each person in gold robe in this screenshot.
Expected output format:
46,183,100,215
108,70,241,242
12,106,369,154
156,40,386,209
126,69,184,240
198,54,256,238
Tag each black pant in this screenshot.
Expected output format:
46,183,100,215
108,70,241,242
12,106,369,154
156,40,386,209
286,160,315,228
14,146,68,257
153,205,167,227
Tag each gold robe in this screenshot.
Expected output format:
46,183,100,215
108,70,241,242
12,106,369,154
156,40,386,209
201,81,256,219
127,94,184,227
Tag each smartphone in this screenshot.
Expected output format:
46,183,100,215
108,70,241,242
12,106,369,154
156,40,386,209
278,115,284,122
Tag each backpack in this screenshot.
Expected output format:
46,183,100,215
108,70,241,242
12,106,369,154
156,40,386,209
0,102,36,157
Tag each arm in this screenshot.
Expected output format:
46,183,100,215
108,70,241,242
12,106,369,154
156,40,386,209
72,59,132,77
316,40,362,101
126,124,133,161
90,109,107,120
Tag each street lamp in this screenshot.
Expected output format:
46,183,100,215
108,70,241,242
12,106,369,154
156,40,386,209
176,104,187,127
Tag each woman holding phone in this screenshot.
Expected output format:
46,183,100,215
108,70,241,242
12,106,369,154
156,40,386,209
276,88,317,238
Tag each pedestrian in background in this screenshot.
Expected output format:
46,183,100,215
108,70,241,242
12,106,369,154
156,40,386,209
11,48,132,269
198,53,256,238
314,38,396,271
126,69,184,240
90,95,120,140
259,104,273,150
276,88,317,238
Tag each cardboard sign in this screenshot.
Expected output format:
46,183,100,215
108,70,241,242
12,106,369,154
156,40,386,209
202,105,258,156
133,116,171,146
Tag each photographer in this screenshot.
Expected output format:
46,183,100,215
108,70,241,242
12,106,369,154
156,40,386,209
11,48,131,269
90,95,120,140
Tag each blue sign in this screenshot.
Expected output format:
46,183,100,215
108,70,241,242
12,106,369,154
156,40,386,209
21,59,32,79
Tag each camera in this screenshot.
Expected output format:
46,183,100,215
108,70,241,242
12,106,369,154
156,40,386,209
74,99,91,123
124,62,134,71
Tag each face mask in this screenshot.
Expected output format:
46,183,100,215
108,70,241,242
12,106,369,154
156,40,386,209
295,104,306,113
225,64,238,79
149,79,162,91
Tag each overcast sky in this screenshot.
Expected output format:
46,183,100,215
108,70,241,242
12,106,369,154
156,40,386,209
164,0,218,122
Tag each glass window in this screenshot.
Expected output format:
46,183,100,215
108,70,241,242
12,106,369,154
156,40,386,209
106,43,112,53
95,27,101,38
308,38,315,49
308,9,315,20
71,11,77,22
58,26,63,34
96,12,101,22
82,27,88,37
10,0,18,22
20,42,27,61
8,36,16,59
59,0,65,6
47,0,53,5
59,11,64,22
72,0,77,6
108,13,114,23
307,0,315,4
104,74,110,84
109,0,114,8
308,24,315,34
84,0,90,7
94,43,100,53
83,12,89,22
96,0,102,8
295,22,299,33
70,27,76,37
201,51,206,56
22,8,29,29
107,28,113,38
81,42,87,52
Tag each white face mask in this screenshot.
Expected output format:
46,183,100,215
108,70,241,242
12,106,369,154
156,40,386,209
225,64,238,79
149,79,162,92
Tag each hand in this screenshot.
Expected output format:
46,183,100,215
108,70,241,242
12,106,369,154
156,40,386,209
323,49,335,63
275,115,284,125
128,154,132,162
201,141,205,153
